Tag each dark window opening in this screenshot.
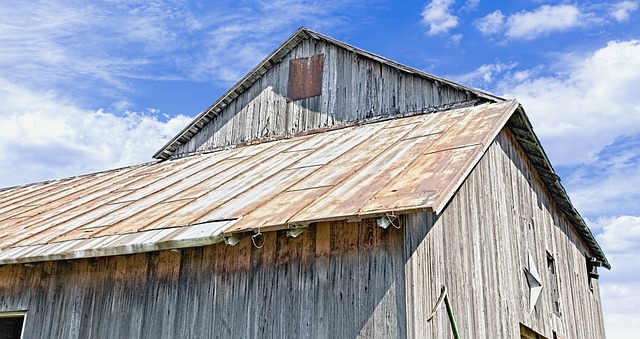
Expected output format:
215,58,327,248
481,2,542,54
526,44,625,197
586,256,601,291
547,251,561,316
287,54,324,101
0,313,25,339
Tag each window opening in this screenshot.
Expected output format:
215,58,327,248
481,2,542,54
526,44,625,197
0,312,26,339
586,257,601,291
547,251,561,316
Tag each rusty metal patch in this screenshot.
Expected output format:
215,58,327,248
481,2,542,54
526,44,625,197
287,54,324,101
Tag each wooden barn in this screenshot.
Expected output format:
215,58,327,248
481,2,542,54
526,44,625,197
0,28,608,338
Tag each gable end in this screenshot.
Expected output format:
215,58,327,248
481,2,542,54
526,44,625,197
153,27,503,160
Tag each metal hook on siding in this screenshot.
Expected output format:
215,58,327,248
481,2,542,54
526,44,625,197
388,212,400,229
251,230,265,249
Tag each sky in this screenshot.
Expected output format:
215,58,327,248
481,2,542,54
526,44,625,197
0,0,638,336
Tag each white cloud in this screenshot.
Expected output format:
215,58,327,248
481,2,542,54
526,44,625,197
0,0,361,98
610,1,639,21
475,3,638,40
0,78,191,187
475,10,505,35
0,0,367,187
463,0,480,11
597,216,640,252
453,62,518,88
501,40,640,166
450,33,463,44
177,0,368,84
421,0,458,36
0,1,194,88
564,134,640,217
505,5,580,39
591,216,640,339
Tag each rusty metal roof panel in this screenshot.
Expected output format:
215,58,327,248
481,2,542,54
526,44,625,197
0,100,521,264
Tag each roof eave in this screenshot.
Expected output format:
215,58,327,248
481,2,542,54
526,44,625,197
507,105,610,269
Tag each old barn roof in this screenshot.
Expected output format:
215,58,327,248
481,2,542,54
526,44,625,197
0,100,609,268
152,27,502,160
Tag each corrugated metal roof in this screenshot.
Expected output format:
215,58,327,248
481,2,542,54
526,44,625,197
0,101,517,264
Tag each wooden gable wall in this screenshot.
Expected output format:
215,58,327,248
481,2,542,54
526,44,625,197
173,37,482,157
403,128,606,338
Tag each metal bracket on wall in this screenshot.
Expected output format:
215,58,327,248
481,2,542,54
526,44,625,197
427,285,460,339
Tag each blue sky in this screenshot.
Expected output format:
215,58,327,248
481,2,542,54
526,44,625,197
0,0,639,336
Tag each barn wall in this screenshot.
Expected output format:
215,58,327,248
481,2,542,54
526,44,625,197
0,220,407,339
403,128,606,339
174,38,476,157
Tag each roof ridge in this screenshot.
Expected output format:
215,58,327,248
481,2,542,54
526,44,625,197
161,99,488,161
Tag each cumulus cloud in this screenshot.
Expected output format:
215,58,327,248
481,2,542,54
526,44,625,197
0,78,191,188
505,5,581,39
475,10,505,35
610,1,639,21
590,216,640,339
421,0,458,35
501,40,640,166
597,216,640,252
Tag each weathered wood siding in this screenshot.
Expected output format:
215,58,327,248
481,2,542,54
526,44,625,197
0,220,407,339
403,128,606,338
175,38,477,156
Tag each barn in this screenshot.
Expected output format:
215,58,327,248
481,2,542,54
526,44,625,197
0,28,608,338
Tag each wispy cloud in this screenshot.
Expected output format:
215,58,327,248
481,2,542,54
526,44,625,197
462,0,480,12
0,0,367,187
421,0,458,36
0,0,363,104
505,5,580,39
474,2,638,40
474,10,505,35
452,62,518,89
610,1,639,21
189,0,361,84
565,134,640,217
